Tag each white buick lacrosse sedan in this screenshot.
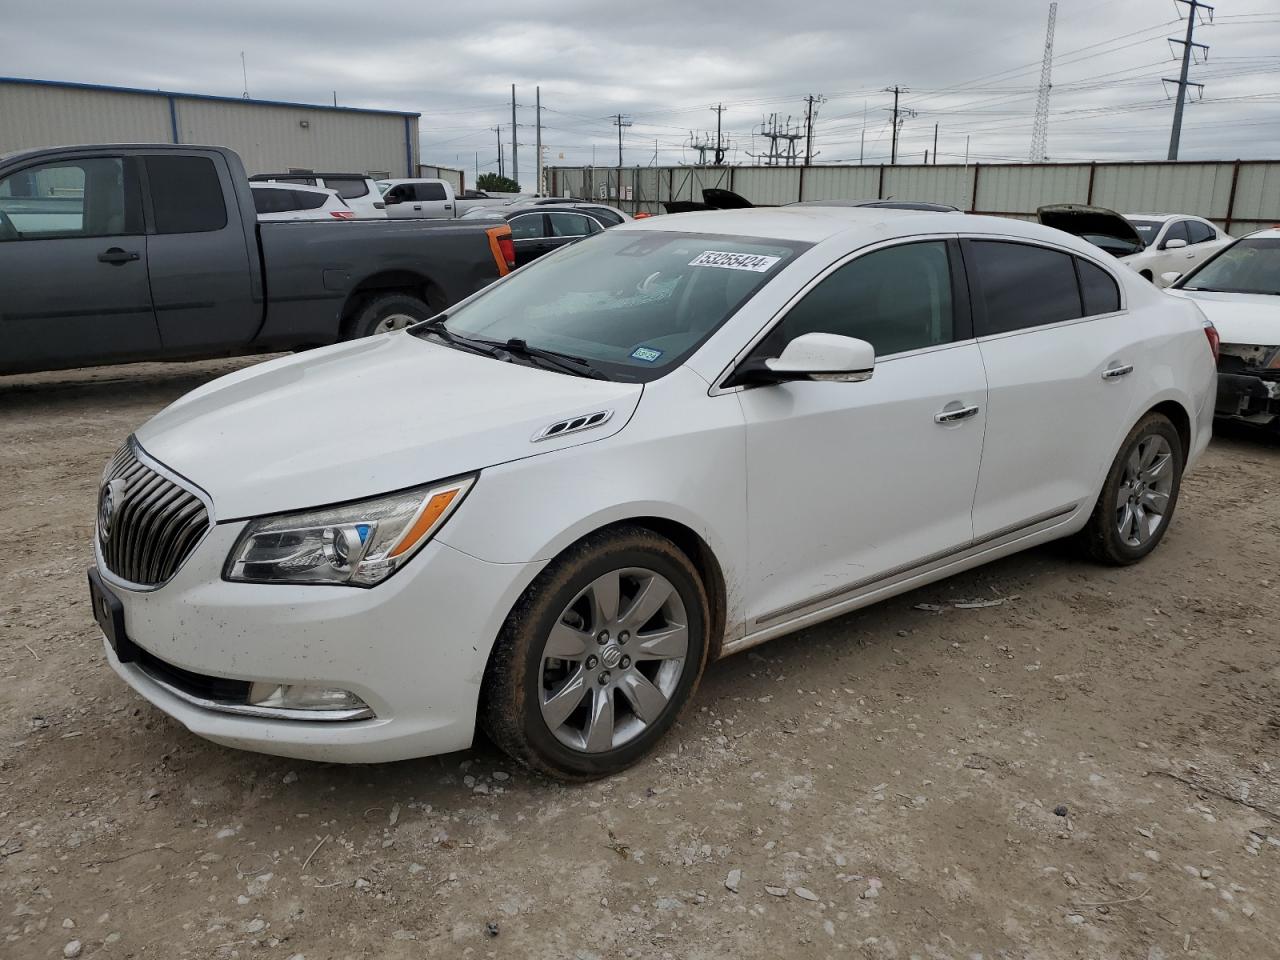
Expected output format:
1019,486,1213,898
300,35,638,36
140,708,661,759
89,208,1217,779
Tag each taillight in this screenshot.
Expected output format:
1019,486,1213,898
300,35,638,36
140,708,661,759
485,225,516,275
330,210,355,220
1203,320,1220,363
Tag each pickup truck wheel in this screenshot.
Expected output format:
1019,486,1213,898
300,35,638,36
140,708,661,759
1077,413,1183,565
481,527,710,780
346,293,435,339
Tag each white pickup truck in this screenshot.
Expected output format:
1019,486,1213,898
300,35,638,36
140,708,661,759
376,179,506,219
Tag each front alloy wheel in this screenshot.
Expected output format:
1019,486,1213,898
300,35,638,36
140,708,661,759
482,527,709,779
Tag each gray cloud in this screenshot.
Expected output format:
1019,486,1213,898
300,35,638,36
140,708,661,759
4,0,1277,181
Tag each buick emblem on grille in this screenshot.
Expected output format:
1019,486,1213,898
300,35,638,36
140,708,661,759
98,477,128,542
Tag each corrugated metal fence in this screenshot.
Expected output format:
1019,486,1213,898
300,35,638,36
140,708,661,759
548,161,1280,235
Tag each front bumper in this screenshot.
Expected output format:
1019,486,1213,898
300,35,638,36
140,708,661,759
95,521,543,763
1215,371,1280,422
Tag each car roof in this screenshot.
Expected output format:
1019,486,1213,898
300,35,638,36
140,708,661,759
1124,213,1183,222
250,181,335,197
1244,227,1280,239
250,172,375,181
614,207,1096,247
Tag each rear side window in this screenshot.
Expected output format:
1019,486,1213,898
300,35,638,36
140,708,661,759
145,155,227,234
1186,220,1216,245
414,182,447,202
966,240,1082,335
291,190,329,211
583,206,624,226
323,177,369,199
252,187,295,214
1076,258,1121,316
548,212,599,237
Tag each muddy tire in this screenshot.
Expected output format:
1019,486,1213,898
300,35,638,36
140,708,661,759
481,526,710,780
343,292,435,340
1077,412,1184,565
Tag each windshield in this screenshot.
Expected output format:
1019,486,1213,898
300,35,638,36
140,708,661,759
417,230,808,382
1180,237,1280,295
1126,218,1163,243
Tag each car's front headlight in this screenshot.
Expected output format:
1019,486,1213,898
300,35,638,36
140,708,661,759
224,476,475,587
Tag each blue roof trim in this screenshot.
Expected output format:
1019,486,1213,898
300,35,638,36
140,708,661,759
0,75,421,118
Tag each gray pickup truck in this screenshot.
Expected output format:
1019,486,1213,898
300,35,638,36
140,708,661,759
0,144,516,375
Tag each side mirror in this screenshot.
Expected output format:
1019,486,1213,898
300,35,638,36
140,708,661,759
1163,237,1187,250
734,332,875,386
1160,271,1182,286
383,193,401,204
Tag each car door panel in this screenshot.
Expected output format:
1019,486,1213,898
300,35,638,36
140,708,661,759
0,153,160,374
143,153,258,354
736,238,986,632
739,344,987,629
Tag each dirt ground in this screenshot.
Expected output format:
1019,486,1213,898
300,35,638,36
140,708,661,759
1,358,1278,960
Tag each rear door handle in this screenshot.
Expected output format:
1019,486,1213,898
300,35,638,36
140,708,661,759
413,204,422,210
1102,363,1134,380
934,403,981,424
97,248,140,265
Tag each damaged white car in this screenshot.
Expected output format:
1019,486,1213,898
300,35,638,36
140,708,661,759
1039,205,1231,288
1167,228,1280,426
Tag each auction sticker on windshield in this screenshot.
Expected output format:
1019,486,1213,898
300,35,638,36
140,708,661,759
689,250,782,272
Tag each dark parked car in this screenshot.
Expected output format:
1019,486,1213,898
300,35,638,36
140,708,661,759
0,144,515,375
475,204,620,267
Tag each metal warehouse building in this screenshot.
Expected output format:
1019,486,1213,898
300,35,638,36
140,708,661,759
0,77,419,178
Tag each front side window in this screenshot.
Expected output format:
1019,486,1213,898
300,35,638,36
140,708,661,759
767,241,956,357
1162,220,1190,247
1186,220,1216,245
0,157,141,240
966,240,1082,335
1179,237,1280,296
145,155,227,234
425,231,807,382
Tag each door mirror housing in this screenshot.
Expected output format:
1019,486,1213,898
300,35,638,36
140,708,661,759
383,192,401,204
1160,271,1182,286
732,332,876,386
1163,237,1187,250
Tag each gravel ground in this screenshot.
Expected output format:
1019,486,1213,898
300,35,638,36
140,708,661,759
2,358,1278,960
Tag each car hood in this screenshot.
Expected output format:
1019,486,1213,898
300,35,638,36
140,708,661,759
1167,289,1280,346
1037,204,1145,253
135,334,642,520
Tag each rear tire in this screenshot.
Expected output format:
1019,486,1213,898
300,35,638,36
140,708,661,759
1077,413,1183,565
344,292,435,340
481,527,710,780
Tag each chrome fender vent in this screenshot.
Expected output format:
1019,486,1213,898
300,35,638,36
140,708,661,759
532,409,614,442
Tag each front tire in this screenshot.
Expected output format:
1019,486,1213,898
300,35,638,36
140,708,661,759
1078,413,1184,565
481,527,710,780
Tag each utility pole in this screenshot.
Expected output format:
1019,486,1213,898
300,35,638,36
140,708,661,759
1166,0,1212,160
613,114,632,203
712,104,727,164
885,86,915,165
932,123,938,165
802,94,825,165
492,126,504,178
510,84,518,189
535,85,542,196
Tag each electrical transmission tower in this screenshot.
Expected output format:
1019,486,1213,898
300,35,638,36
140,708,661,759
884,86,916,165
1165,0,1212,160
1029,2,1057,162
802,94,826,165
748,113,804,166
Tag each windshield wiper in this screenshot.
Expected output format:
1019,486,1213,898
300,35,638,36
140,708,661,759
493,338,611,380
418,317,494,357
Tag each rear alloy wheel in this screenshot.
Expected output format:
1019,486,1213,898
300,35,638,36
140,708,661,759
482,527,709,779
345,292,436,340
1078,413,1184,564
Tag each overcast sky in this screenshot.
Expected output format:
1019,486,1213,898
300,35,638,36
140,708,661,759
4,0,1279,183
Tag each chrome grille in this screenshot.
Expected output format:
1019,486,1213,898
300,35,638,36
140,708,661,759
97,439,210,587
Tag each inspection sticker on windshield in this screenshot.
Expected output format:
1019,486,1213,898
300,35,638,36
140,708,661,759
630,346,663,362
688,250,781,272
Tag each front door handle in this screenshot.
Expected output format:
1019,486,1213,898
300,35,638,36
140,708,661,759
98,248,140,265
934,403,981,424
1102,363,1134,380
